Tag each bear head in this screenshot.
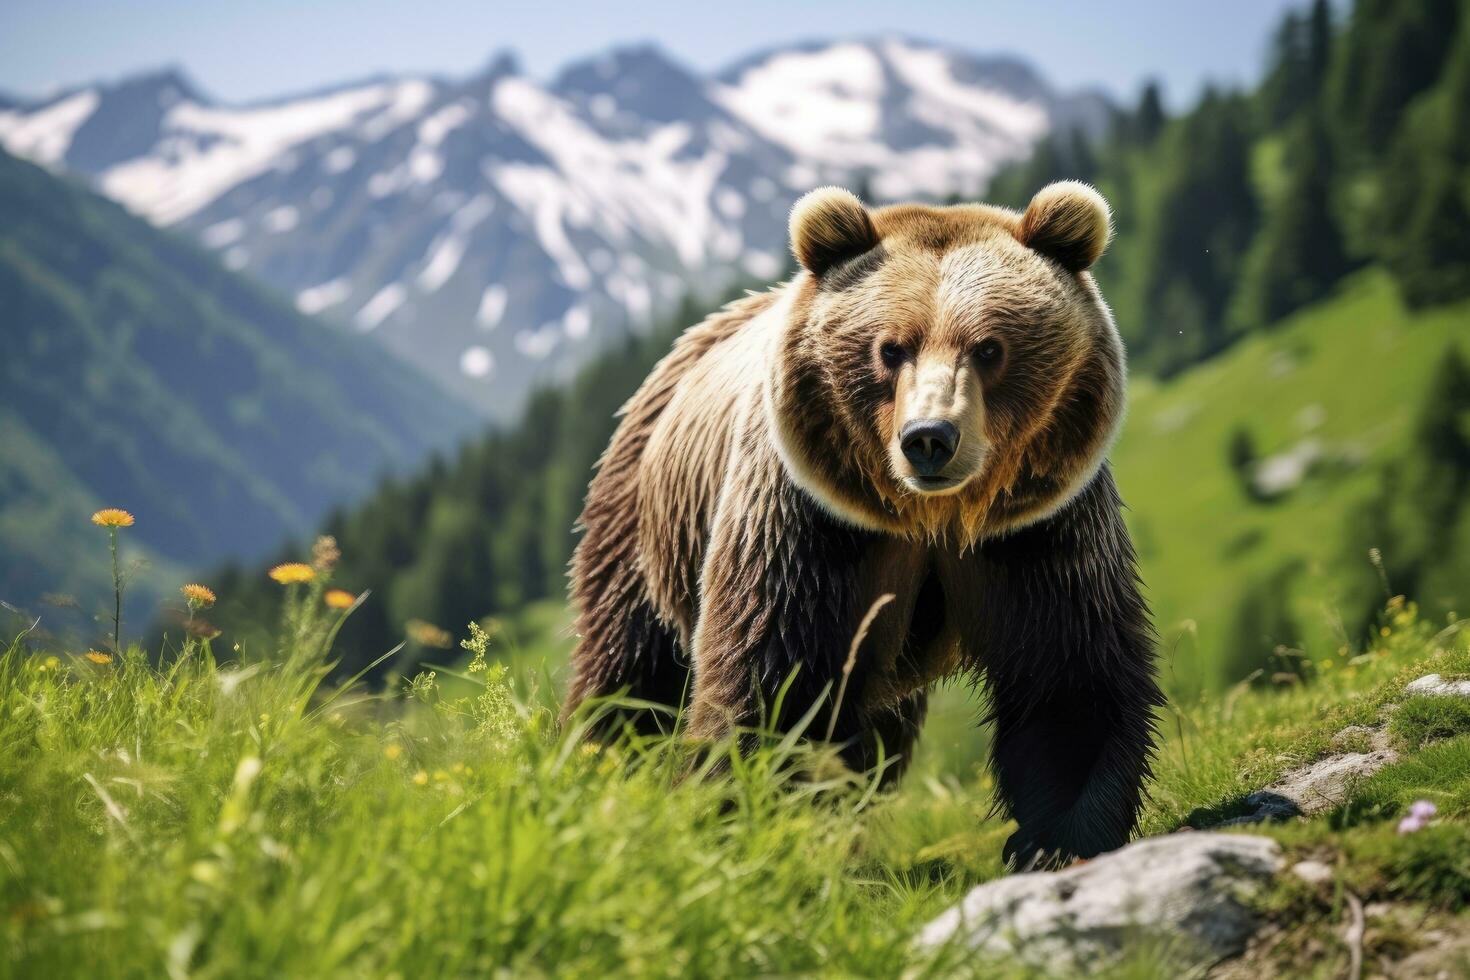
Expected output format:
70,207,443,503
767,181,1127,544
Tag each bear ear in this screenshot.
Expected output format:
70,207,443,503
789,186,879,276
1017,181,1112,272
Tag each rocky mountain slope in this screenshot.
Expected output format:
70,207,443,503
0,150,473,618
0,40,1106,417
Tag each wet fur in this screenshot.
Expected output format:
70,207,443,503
564,189,1161,863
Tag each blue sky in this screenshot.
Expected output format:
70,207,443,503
2,0,1306,106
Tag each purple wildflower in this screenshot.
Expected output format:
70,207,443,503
1409,800,1438,821
1398,799,1438,834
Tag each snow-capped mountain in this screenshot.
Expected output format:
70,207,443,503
0,40,1108,419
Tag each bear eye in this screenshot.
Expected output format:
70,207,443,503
975,339,1004,366
879,341,907,370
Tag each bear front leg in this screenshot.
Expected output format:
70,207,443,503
687,431,872,746
946,466,1164,868
988,666,1160,870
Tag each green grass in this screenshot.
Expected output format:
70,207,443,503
1388,692,1470,751
1111,268,1470,695
3,585,1467,977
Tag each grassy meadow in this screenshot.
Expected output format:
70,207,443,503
3,523,1469,977
1112,268,1470,695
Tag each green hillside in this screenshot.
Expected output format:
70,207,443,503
0,150,474,630
1114,269,1468,694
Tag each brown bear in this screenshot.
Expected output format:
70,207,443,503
563,181,1163,868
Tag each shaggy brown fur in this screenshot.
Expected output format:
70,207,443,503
564,182,1162,867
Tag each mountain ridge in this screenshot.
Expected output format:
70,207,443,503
0,38,1109,419
0,148,476,623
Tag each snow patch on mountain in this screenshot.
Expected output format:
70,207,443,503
297,278,352,315
99,80,436,224
459,345,494,378
355,283,407,331
201,217,245,248
0,89,99,164
417,193,495,292
715,43,884,161
477,285,508,330
716,38,1048,198
490,78,730,271
263,205,299,232
323,145,357,174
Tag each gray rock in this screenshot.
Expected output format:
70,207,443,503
914,833,1282,973
1263,748,1400,815
1290,859,1334,885
1221,747,1400,825
1404,673,1470,699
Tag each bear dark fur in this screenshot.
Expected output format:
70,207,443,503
564,183,1163,868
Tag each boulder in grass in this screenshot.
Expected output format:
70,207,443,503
915,833,1282,973
1404,674,1470,699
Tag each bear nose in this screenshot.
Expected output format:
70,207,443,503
900,419,959,476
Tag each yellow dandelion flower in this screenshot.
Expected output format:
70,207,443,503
91,508,135,528
384,744,403,761
84,651,113,665
181,583,217,607
324,588,357,610
412,770,429,786
268,562,316,585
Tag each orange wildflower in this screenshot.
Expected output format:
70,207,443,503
181,583,217,608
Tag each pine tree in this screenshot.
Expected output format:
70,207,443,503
1306,0,1333,86
1230,108,1352,328
1376,15,1470,306
1261,0,1335,126
1261,11,1311,126
1134,81,1166,146
1129,90,1260,373
1330,0,1461,154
